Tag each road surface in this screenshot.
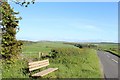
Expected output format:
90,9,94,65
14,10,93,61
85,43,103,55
97,51,119,79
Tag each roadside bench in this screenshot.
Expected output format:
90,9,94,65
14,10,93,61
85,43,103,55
28,59,58,77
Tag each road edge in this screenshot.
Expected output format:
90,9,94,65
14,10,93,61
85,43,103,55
96,50,105,78
104,50,120,58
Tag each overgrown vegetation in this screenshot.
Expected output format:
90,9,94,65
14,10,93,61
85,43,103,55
96,43,119,56
2,59,29,78
46,48,102,78
2,41,102,78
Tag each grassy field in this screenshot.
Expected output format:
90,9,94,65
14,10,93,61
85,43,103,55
96,43,120,56
2,41,102,78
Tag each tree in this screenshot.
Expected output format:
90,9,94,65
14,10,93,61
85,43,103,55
1,1,22,61
0,0,35,62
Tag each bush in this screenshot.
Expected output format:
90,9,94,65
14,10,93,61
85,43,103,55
49,49,58,58
75,44,83,48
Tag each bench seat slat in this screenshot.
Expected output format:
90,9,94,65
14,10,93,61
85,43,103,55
32,68,58,77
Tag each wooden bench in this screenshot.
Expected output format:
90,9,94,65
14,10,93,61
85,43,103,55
28,59,58,77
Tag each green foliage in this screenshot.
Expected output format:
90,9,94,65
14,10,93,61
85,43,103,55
2,59,29,78
1,1,23,61
44,48,102,78
48,49,58,58
2,41,102,78
74,43,97,49
74,44,83,48
97,43,119,56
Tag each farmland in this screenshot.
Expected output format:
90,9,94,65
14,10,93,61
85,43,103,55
95,43,119,56
2,41,102,78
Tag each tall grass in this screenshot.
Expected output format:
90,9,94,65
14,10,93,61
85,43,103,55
43,48,102,78
2,41,102,78
2,59,29,78
97,43,119,56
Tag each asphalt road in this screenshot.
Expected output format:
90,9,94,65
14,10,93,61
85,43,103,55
97,51,119,78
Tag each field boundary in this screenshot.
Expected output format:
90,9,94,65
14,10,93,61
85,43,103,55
104,50,120,58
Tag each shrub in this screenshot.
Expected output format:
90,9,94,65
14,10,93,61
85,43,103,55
74,44,83,48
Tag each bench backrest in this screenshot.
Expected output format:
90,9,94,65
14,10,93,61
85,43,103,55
28,59,49,71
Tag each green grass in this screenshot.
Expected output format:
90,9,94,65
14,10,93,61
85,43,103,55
2,41,102,78
22,41,75,59
44,48,102,78
22,41,74,53
97,43,120,56
2,59,29,78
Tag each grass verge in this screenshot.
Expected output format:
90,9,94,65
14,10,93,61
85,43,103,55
2,42,102,78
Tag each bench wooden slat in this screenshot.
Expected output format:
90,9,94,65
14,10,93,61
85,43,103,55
29,63,49,71
28,59,58,77
29,59,49,65
32,68,58,77
29,61,49,68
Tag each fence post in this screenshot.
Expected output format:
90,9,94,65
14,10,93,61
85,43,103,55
39,52,41,59
39,52,43,59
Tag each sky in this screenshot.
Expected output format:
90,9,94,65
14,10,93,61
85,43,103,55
9,2,118,42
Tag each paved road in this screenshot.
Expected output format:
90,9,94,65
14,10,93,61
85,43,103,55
97,51,119,78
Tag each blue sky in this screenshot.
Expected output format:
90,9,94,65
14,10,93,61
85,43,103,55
10,2,118,42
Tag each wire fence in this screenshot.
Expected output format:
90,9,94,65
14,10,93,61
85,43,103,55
21,52,49,61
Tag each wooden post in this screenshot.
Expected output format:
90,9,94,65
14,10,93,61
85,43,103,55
39,52,41,59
